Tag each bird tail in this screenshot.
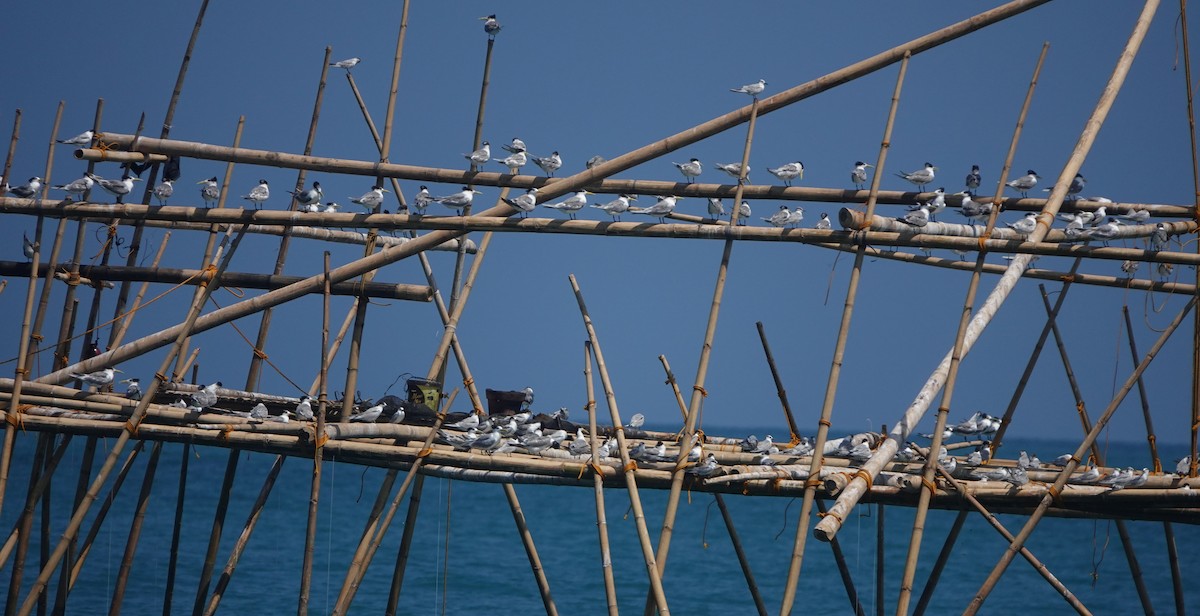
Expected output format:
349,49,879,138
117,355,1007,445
728,87,743,93
894,172,911,179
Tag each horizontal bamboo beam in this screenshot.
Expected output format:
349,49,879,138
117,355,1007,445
0,260,431,301
840,209,1193,242
121,219,477,253
74,148,168,164
3,199,1197,266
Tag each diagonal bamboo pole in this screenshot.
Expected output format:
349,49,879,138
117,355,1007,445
503,483,558,616
107,440,163,616
876,502,885,616
51,435,96,616
161,441,189,616
1182,0,1200,481
911,510,968,616
383,473,423,616
894,42,1049,616
64,442,145,590
780,53,910,615
756,322,802,442
190,447,241,615
0,109,31,523
570,274,670,615
963,293,1190,615
815,499,869,616
451,8,494,311
587,341,620,616
817,0,1159,541
4,435,50,614
298,252,332,615
109,232,171,349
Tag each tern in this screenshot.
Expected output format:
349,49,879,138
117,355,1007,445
1005,170,1040,197
250,403,269,420
531,151,562,177
322,202,341,213
707,197,725,218
446,413,480,431
957,192,991,222
544,191,590,219
464,141,491,168
785,206,805,227
965,165,981,192
502,137,526,154
1007,212,1038,235
153,179,174,205
405,185,431,214
503,188,539,217
329,57,361,70
1151,222,1169,251
289,181,322,206
631,195,680,223
1119,207,1149,223
1090,217,1121,242
481,14,501,38
767,161,804,186
191,382,222,409
851,161,873,190
586,155,606,169
435,186,482,210
89,173,141,201
122,378,142,401
815,212,832,230
8,177,42,199
627,413,645,429
687,453,721,477
713,162,749,180
1067,173,1086,198
729,79,767,97
350,185,389,211
591,194,635,221
57,130,94,146
294,396,314,421
493,150,527,170
71,367,119,387
927,188,946,221
735,201,751,224
351,402,385,423
52,175,94,200
522,387,535,408
763,205,791,227
1088,205,1108,226
672,158,702,183
197,177,220,207
23,234,36,260
898,205,930,227
242,179,270,208
896,163,936,190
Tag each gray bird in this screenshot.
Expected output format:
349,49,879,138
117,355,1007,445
412,185,434,214
586,155,606,169
965,165,981,192
351,402,385,423
446,413,480,431
767,161,804,186
330,57,361,70
729,79,767,97
1007,212,1038,235
687,453,721,477
71,367,119,387
502,138,526,154
465,141,491,168
591,194,635,221
851,161,873,190
504,187,539,217
289,181,323,206
898,205,930,228
896,163,936,190
543,191,590,220
90,173,142,201
242,179,270,208
435,187,482,210
23,234,36,260
632,195,681,223
57,130,94,146
493,150,527,170
627,413,645,429
153,179,174,205
294,396,314,421
191,381,222,409
250,403,269,420
815,212,832,230
713,162,749,180
480,14,501,38
122,378,142,401
672,158,702,183
197,177,220,207
9,177,43,199
531,151,562,177
1006,170,1040,197
707,197,725,218
52,175,94,200
763,205,791,227
350,185,389,211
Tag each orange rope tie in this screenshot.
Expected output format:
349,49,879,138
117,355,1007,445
462,377,474,387
817,509,844,525
804,476,823,489
13,367,29,377
124,420,139,437
1076,401,1086,415
29,334,43,342
772,477,785,492
219,425,234,440
623,460,639,472
590,461,606,477
853,469,874,486
154,372,169,383
818,418,832,428
586,399,596,411
1059,274,1076,283
693,385,708,397
1045,484,1064,504
315,432,330,448
920,477,938,495
434,412,447,424
252,348,268,360
223,286,245,298
417,447,434,458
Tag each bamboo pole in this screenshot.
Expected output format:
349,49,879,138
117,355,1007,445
875,502,884,616
298,252,331,615
3,435,50,613
715,495,770,616
756,322,802,441
502,484,559,616
570,274,670,615
38,438,52,616
109,232,171,349
107,441,163,615
191,449,241,615
64,442,146,590
383,473,423,616
963,296,1190,615
0,109,25,525
51,435,96,616
161,442,189,616
780,53,910,615
587,341,620,616
911,510,968,616
815,499,869,616
1184,0,1200,482
16,227,246,616
817,0,1158,542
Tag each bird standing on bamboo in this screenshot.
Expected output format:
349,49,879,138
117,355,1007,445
242,179,270,209
350,184,389,212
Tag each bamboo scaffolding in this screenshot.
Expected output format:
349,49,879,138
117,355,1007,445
162,441,189,616
101,218,476,252
107,440,163,616
3,435,51,612
815,499,868,616
38,436,52,616
570,274,670,615
756,322,802,441
911,510,968,616
298,252,331,615
586,341,620,616
0,109,25,525
51,435,95,616
1184,0,1200,483
780,53,911,616
875,502,884,616
816,0,1158,541
109,231,171,349
383,472,423,616
64,442,146,591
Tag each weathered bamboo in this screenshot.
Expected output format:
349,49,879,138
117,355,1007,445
1184,0,1200,483
3,435,50,613
102,218,475,252
586,341,620,616
383,472,424,616
38,438,52,616
756,322,802,441
202,455,287,616
0,109,25,526
17,227,245,616
161,442,189,616
811,498,868,616
570,274,670,615
911,510,968,616
73,149,168,164
964,294,1189,615
190,448,240,614
502,484,559,616
109,232,171,349
817,0,1158,541
875,502,885,616
0,109,20,200
107,440,163,615
780,53,910,615
715,495,770,616
298,252,331,615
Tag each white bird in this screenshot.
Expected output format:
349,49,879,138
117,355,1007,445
729,79,767,97
543,191,591,220
815,212,831,230
470,429,502,452
1119,207,1149,223
493,150,527,170
71,367,119,387
408,185,433,214
896,163,936,190
89,173,141,200
504,187,539,217
1151,222,1169,251
250,403,269,420
8,177,43,199
851,161,874,190
1175,456,1191,475
242,179,270,208
1072,466,1101,484
627,413,645,429
632,195,680,223
672,158,702,183
1007,212,1038,235
1006,170,1040,197
289,181,323,206
767,161,804,186
591,194,635,221
122,378,142,401
1067,173,1086,198
52,175,94,200
191,381,222,409
531,152,562,177
957,192,992,222
965,165,981,192
713,162,749,180
1090,217,1121,242
927,188,946,221
1050,453,1074,467
785,206,805,227
388,405,406,424
197,177,220,207
1088,205,1108,226
435,186,482,210
350,185,389,211
763,205,791,227
294,396,314,421
329,57,361,70
898,205,930,228
446,413,480,431
1127,468,1149,489
22,234,36,260
707,197,725,218
481,14,501,38
586,155,606,169
687,453,721,477
153,179,174,205
302,202,320,213
1121,260,1139,276
464,141,491,168
57,130,94,146
502,137,526,154
522,387,535,409
322,202,341,213
736,201,751,224
351,402,385,423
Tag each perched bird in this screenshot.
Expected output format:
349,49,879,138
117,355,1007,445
435,186,482,210
1151,222,1169,251
153,179,175,205
591,194,635,221
23,234,36,260
736,201,751,224
522,387,535,409
1006,170,1040,197
631,195,680,223
1120,259,1139,276
567,430,591,456
1007,212,1038,235
898,205,930,228
350,185,389,211
896,163,936,190
1072,466,1101,484
627,413,645,429
191,381,222,409
767,161,804,186
957,192,992,222
89,173,141,201
289,181,323,206
965,165,982,192
504,187,539,217
586,155,606,169
1089,217,1121,242
502,137,526,154
1050,453,1074,467
493,150,527,170
1175,456,1191,475
71,367,119,387
926,188,947,221
294,396,314,421
351,402,385,423
242,179,270,208
387,404,406,424
121,378,142,401
8,177,43,199
322,202,341,213
713,162,749,180
470,429,502,452
758,454,777,467
446,413,480,431
851,161,874,190
740,435,760,452
329,57,361,70
464,141,491,168
52,175,94,200
250,403,269,420
1067,173,1086,198
519,433,555,456
302,202,321,213
1088,205,1108,227
785,206,805,227
481,14,501,37
543,190,590,219
551,406,569,420
706,197,725,218
763,205,791,227
1118,207,1149,224
815,212,832,230
412,185,434,214
197,177,220,207
531,151,562,177
672,158,703,183
729,79,767,97
57,130,95,146
687,453,721,477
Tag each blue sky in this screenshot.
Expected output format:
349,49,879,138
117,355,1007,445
2,2,1198,455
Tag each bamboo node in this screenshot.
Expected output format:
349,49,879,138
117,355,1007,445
586,399,595,410
66,271,81,286
417,447,433,458
818,418,832,428
462,377,474,387
920,476,937,494
854,469,874,486
693,385,708,397
771,477,785,492
13,367,28,377
252,348,268,360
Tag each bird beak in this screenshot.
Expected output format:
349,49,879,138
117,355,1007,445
865,163,874,167
114,369,124,373
196,180,207,184
382,188,391,192
478,16,488,20
132,178,143,182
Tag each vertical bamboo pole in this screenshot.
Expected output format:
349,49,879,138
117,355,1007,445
780,54,910,615
911,510,968,616
0,436,76,570
161,442,189,616
1182,0,1200,481
17,227,246,616
383,473,424,616
819,0,1158,542
65,442,146,590
298,252,331,615
756,322,802,441
875,503,885,616
570,274,670,615
0,109,20,197
587,341,620,616
502,484,558,616
51,435,96,616
963,297,1189,616
894,44,1048,616
451,17,496,307
107,441,164,615
0,109,28,521
815,498,869,616
38,438,52,616
4,436,49,614
191,448,242,615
